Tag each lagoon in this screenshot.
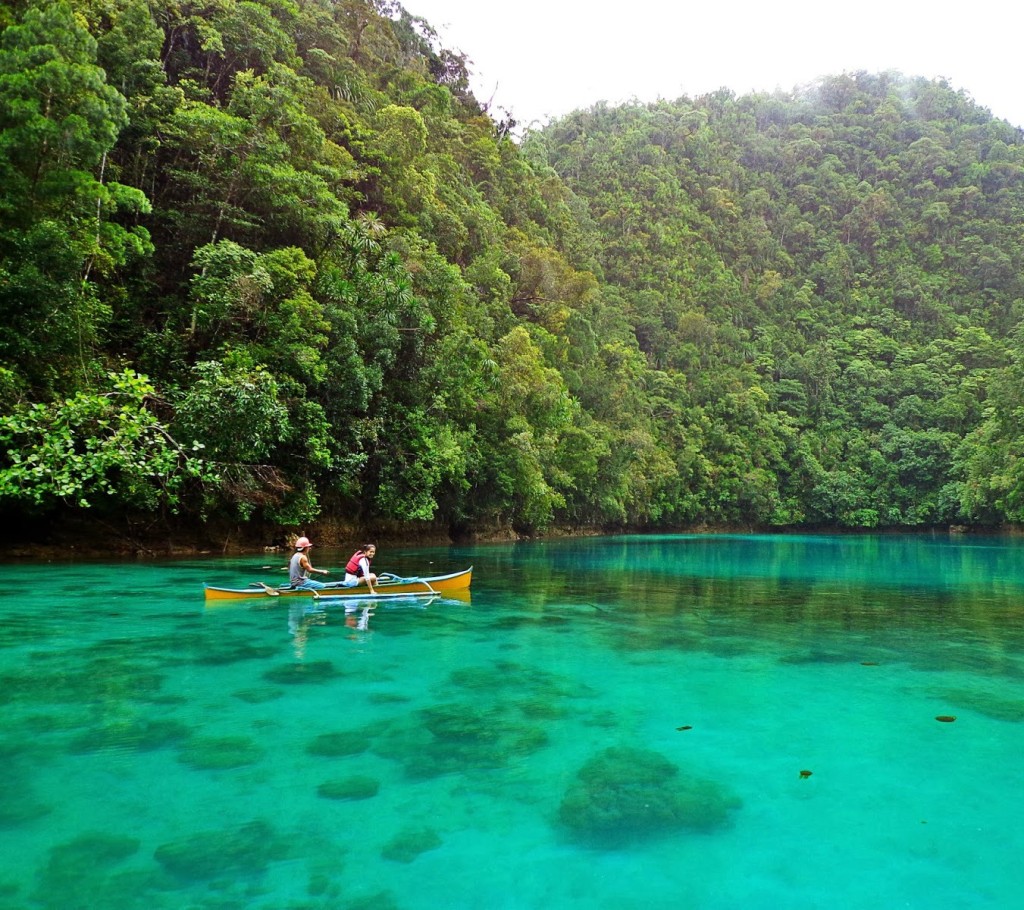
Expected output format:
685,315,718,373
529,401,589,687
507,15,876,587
2,533,1023,908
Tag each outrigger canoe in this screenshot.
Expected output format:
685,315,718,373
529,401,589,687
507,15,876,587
204,567,472,602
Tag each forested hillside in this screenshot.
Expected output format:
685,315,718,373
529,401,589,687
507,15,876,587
2,0,1023,546
524,78,1024,529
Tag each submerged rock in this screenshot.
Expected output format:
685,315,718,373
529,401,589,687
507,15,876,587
317,776,380,801
380,827,442,863
0,794,51,827
154,819,282,881
178,734,264,770
33,831,142,909
558,746,740,846
233,686,285,704
306,729,372,757
368,692,412,705
373,701,549,778
195,639,278,665
40,832,139,874
263,660,342,684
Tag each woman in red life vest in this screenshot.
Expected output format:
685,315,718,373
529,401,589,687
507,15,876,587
344,543,378,593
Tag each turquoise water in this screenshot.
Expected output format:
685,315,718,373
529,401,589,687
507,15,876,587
2,533,1023,909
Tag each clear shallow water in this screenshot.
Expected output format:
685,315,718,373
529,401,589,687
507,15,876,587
2,533,1023,909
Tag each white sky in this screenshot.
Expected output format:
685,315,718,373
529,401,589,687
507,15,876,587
406,0,1024,132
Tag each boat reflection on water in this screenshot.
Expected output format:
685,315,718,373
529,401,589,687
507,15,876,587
286,592,462,657
288,600,327,659
288,599,384,656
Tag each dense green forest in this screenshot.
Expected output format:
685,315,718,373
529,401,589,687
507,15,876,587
2,0,1024,546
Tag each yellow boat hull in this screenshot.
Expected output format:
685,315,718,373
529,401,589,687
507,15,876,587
204,567,472,601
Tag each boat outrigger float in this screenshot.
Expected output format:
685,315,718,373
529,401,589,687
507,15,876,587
204,567,472,602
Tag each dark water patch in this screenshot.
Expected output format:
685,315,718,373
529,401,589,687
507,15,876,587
380,827,442,863
306,729,373,758
69,717,190,754
146,693,189,707
262,660,342,685
83,662,167,698
367,692,412,705
778,649,860,666
342,889,400,909
43,830,139,867
66,634,198,674
307,869,334,898
130,629,207,656
488,614,571,631
515,695,570,720
153,610,205,624
251,717,280,734
0,742,54,827
233,686,284,704
17,652,171,704
940,686,1024,723
0,620,53,649
0,663,161,708
194,639,279,666
178,735,264,770
579,709,624,729
0,736,54,763
77,636,178,659
0,788,51,827
375,702,548,778
13,710,94,736
704,638,756,658
909,645,1024,679
421,701,535,746
33,831,143,909
317,775,380,801
355,667,398,686
224,617,272,632
609,625,707,655
303,852,350,902
448,661,595,699
558,745,741,847
153,819,284,881
446,665,514,691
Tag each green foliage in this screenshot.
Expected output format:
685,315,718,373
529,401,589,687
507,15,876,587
0,1,127,208
0,369,211,510
0,0,150,394
174,357,288,463
530,73,1024,529
3,1,1024,537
